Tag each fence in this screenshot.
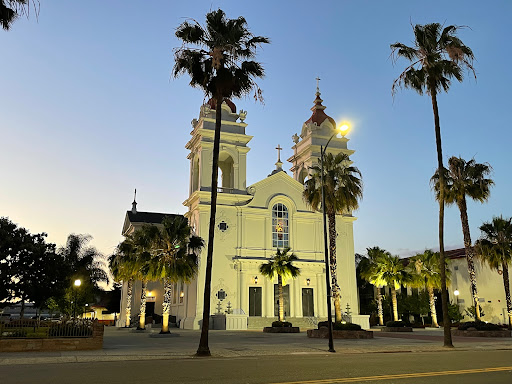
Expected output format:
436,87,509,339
0,319,95,339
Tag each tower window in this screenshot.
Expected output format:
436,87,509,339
272,203,289,248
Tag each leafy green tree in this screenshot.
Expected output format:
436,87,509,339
259,248,300,322
173,9,269,356
146,216,204,334
1,0,37,30
432,156,493,321
391,22,476,347
303,152,363,322
475,216,512,329
409,250,450,327
0,217,67,317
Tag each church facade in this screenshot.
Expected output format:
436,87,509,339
119,88,369,329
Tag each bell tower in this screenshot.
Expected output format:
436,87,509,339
287,82,354,183
186,99,253,196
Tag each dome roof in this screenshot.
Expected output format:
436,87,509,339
207,98,237,113
304,89,336,128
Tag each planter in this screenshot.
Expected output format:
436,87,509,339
451,329,511,338
263,327,300,333
381,327,413,332
307,328,373,339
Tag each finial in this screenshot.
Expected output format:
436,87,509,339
132,189,137,214
315,76,321,95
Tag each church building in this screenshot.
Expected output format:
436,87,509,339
119,86,369,330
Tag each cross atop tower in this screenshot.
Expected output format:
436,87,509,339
275,144,282,162
316,76,321,93
132,188,137,214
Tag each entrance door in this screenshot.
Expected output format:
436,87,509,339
274,285,290,317
249,287,262,316
302,288,314,317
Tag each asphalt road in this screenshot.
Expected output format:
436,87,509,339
1,349,511,384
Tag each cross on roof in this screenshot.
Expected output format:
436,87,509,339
316,77,321,92
276,144,282,162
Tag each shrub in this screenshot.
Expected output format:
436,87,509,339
317,321,362,330
458,321,501,331
333,322,361,331
386,320,410,328
272,321,292,328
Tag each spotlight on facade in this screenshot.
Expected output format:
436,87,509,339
306,278,311,286
74,279,81,287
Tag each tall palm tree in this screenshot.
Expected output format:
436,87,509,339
1,0,36,30
372,250,410,322
303,152,363,322
475,216,512,329
409,250,450,327
147,216,204,334
173,9,269,356
259,248,300,322
432,157,493,321
360,247,389,326
391,23,475,347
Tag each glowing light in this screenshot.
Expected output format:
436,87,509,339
147,291,153,297
306,278,311,286
74,279,81,287
180,291,185,297
454,290,460,296
338,123,351,137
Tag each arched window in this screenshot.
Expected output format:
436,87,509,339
272,203,289,248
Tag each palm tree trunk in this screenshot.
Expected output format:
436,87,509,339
391,285,398,321
430,88,453,348
278,275,284,322
457,197,480,321
161,277,172,334
125,279,133,327
327,211,341,322
197,97,223,356
138,279,147,330
428,286,439,327
376,287,384,326
502,262,512,330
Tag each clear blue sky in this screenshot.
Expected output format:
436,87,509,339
1,1,510,258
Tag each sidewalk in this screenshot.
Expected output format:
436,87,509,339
1,326,511,366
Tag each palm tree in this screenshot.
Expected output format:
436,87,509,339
475,216,512,329
359,247,389,326
432,157,493,321
391,23,476,347
259,248,300,322
303,152,363,322
1,0,37,30
371,250,410,322
409,250,450,327
129,225,159,330
173,9,269,356
147,216,204,334
110,238,141,327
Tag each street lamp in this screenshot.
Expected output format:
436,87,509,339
320,123,350,353
73,279,81,319
454,289,459,304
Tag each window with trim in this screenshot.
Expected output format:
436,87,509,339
272,203,289,248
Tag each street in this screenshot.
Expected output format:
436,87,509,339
2,349,511,384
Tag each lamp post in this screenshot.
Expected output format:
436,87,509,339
73,279,81,319
319,123,350,353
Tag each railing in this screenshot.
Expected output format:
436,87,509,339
0,319,95,339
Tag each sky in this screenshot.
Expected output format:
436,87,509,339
1,1,511,259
